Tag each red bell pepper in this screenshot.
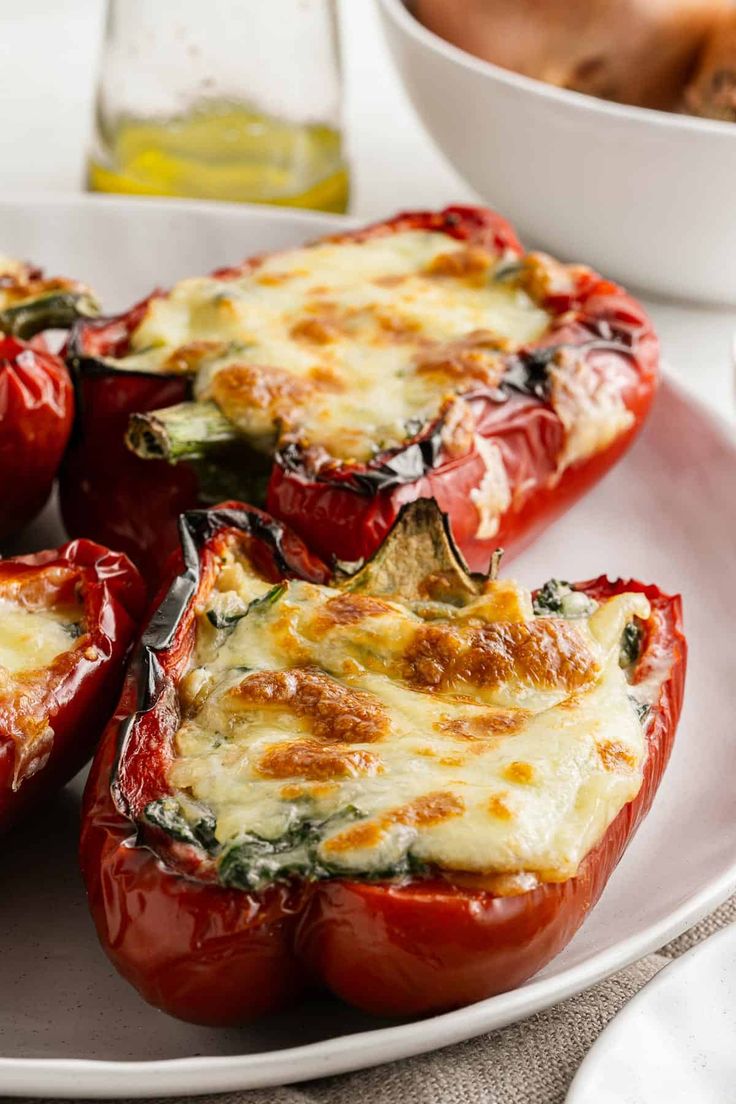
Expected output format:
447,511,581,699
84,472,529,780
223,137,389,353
80,502,685,1025
0,259,98,539
59,347,197,582
63,205,659,580
0,539,145,834
0,336,74,540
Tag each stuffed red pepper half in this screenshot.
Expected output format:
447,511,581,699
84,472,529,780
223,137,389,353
63,205,658,580
0,539,144,833
0,257,99,539
80,498,685,1025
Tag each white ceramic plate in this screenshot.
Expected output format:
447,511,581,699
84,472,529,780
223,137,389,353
0,196,735,1098
567,923,736,1103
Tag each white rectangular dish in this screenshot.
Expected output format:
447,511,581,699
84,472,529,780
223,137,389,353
0,196,734,1097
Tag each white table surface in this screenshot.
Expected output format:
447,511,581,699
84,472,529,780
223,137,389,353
0,0,734,423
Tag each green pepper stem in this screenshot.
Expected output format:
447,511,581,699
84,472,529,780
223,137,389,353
126,400,238,462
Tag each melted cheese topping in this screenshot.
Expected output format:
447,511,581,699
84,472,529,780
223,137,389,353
0,256,86,314
0,598,81,674
165,553,651,885
113,231,549,461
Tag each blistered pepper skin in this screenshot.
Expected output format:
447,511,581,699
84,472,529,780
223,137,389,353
0,540,145,834
0,336,74,540
79,506,686,1025
63,207,659,580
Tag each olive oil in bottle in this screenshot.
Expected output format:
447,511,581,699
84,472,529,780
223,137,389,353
88,0,348,212
88,103,349,212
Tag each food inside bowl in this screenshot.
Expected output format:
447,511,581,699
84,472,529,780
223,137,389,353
413,0,735,117
684,10,736,120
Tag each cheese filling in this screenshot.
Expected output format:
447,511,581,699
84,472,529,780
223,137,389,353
111,231,550,461
0,598,82,674
155,554,652,890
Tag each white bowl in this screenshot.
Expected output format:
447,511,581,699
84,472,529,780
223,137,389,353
378,0,736,304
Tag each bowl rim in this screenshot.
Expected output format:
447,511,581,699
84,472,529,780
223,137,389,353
379,0,736,141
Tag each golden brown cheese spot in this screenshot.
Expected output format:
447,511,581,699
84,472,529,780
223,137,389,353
438,710,528,740
227,667,389,744
290,316,341,345
487,793,513,820
257,271,293,286
396,790,466,827
413,330,507,387
323,790,465,854
279,781,339,801
518,252,589,305
372,274,407,288
267,615,312,669
258,740,381,781
596,740,638,772
424,246,494,283
404,620,597,693
463,579,534,624
163,340,225,375
308,364,345,390
374,309,421,340
311,593,393,633
324,820,383,854
210,363,314,428
503,761,535,785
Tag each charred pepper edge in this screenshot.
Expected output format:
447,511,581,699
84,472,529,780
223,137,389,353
110,504,328,820
68,327,639,496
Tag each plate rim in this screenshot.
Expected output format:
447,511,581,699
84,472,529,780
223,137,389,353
0,197,734,1096
565,921,736,1103
1,860,734,1098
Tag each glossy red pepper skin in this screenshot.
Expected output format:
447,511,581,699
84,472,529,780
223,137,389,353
0,539,145,834
59,364,197,583
0,336,74,540
80,505,686,1025
63,206,659,578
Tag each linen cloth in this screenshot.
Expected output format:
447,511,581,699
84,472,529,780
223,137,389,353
7,894,735,1104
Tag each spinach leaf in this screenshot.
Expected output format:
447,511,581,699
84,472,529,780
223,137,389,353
247,582,287,613
206,607,245,630
217,805,428,891
144,797,218,852
620,622,643,668
533,578,571,615
533,579,596,618
205,582,287,632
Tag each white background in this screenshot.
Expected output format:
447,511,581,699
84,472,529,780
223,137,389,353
0,0,734,422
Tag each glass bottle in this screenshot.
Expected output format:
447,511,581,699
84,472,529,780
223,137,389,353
87,0,348,212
